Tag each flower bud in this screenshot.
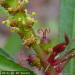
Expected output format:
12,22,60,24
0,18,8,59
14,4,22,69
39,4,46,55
18,1,21,5
35,37,40,45
31,18,35,22
24,0,29,4
32,12,36,16
8,7,13,11
6,20,11,27
2,21,6,24
28,54,40,68
22,21,25,25
28,54,35,64
24,9,28,14
26,16,32,21
18,18,22,21
11,27,19,32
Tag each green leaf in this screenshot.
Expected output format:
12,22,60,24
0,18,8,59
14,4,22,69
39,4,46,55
0,55,35,75
4,33,23,55
59,0,75,42
50,37,59,48
0,5,12,17
47,20,58,34
0,48,13,60
59,0,75,75
4,0,18,8
33,22,41,32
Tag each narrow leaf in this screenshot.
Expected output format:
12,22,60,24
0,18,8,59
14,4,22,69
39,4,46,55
0,54,35,75
59,0,74,42
0,48,13,60
4,33,23,55
59,0,75,75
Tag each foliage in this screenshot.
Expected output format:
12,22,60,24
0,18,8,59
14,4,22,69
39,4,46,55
0,54,35,75
0,48,35,74
0,48,13,60
4,33,22,55
0,5,12,17
59,0,75,75
0,0,75,75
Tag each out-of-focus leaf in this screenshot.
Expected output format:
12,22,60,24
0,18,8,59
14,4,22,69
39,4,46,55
47,20,59,48
59,0,75,75
0,5,12,17
59,0,74,42
33,22,42,33
70,8,75,49
4,33,23,55
50,37,59,48
4,0,18,8
47,20,58,34
0,54,36,75
0,48,13,60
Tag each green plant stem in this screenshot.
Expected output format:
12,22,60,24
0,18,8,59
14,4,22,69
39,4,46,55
32,43,57,74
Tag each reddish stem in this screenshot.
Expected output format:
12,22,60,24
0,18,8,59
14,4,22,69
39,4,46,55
45,72,51,75
64,32,69,45
48,44,65,64
43,29,46,39
54,60,68,73
19,52,28,66
50,52,75,66
37,28,50,40
48,32,69,66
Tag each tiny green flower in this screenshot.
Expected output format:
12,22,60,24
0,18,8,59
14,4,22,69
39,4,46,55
35,37,40,45
11,27,15,32
6,20,11,27
8,7,13,11
11,27,19,32
32,12,36,16
18,1,21,5
22,21,25,25
25,9,28,14
24,0,29,4
27,16,32,21
31,18,35,22
18,18,22,21
2,21,6,24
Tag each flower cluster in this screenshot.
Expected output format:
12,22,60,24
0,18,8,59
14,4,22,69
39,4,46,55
45,33,75,75
19,52,41,69
48,33,69,66
1,0,75,75
37,28,52,54
37,28,50,44
1,0,37,47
